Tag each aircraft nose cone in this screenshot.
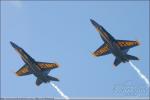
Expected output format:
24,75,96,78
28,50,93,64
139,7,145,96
10,41,19,49
90,19,96,25
90,19,100,28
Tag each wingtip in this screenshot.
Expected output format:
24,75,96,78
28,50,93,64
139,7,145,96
56,63,60,68
15,72,19,76
91,52,97,57
11,69,19,76
136,40,140,45
55,62,60,68
53,61,60,68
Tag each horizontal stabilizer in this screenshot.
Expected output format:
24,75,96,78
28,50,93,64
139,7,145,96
46,76,59,82
114,58,122,67
36,78,43,86
36,76,59,86
126,55,139,61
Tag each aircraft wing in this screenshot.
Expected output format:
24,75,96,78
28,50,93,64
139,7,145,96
37,62,59,71
16,64,32,76
92,43,111,57
116,40,140,50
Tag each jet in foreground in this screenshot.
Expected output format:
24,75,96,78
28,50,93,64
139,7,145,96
10,41,59,86
90,19,140,66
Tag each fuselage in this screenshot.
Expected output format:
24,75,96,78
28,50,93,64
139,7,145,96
90,19,128,62
10,42,50,82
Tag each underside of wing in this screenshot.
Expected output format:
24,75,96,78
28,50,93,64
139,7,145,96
16,64,31,76
92,43,111,57
37,62,59,71
117,40,140,50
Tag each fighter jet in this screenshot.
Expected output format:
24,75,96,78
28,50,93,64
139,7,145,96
90,19,140,66
10,41,59,86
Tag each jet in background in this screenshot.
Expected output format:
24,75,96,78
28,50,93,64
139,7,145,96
10,41,59,86
90,19,140,66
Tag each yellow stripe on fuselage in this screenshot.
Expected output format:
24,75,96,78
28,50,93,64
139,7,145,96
96,28,110,41
102,32,110,41
96,27,110,41
19,51,41,71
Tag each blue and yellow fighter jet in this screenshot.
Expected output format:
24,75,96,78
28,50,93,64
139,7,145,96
10,41,59,86
90,19,140,67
